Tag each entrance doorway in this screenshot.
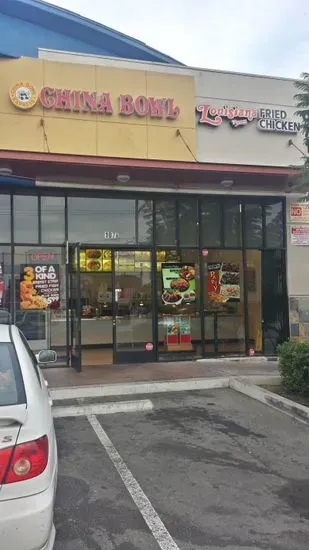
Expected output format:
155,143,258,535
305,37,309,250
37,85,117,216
68,246,155,369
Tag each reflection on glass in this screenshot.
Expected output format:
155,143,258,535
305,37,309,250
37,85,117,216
157,249,200,357
14,196,38,243
246,250,262,352
155,200,177,246
265,201,283,248
178,199,198,246
114,251,153,351
0,246,11,314
41,197,65,244
201,200,221,247
0,195,11,243
68,197,136,244
224,199,241,248
136,200,153,244
244,204,263,248
203,250,245,354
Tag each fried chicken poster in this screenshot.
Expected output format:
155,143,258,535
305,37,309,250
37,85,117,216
20,264,60,310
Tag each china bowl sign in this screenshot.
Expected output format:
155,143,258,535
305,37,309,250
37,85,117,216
196,104,300,134
9,81,180,119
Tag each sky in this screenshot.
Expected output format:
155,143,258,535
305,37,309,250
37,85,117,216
48,0,308,78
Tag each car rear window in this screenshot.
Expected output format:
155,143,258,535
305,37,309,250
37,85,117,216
0,343,26,406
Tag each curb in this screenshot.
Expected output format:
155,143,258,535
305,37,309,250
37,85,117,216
230,377,309,425
53,398,153,418
50,376,230,401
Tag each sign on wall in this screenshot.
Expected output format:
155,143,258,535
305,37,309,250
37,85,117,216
196,104,300,134
290,202,309,223
20,264,60,310
9,81,180,119
290,226,309,246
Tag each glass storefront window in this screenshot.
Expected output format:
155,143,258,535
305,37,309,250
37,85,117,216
155,200,177,246
13,246,67,365
136,200,153,244
68,197,136,244
224,199,241,248
265,201,283,248
41,197,66,244
0,246,12,316
178,199,199,246
201,200,222,247
203,250,245,354
244,204,263,248
157,249,201,358
14,196,38,243
0,195,11,243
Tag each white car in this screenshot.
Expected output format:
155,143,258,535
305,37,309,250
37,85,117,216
0,323,58,550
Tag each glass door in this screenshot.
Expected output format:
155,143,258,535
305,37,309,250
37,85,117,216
113,250,155,363
68,244,82,371
262,249,288,355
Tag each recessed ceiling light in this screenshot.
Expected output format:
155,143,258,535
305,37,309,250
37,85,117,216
220,179,234,188
116,174,130,184
0,166,13,176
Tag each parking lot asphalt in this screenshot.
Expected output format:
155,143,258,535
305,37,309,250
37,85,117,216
54,389,309,550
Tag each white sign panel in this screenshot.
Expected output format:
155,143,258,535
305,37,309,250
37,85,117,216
290,226,309,245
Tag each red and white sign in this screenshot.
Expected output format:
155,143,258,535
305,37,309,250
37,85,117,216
290,226,309,245
290,203,309,223
202,249,209,257
196,104,257,126
145,342,153,351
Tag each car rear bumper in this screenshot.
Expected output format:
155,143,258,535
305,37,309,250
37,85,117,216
0,478,56,550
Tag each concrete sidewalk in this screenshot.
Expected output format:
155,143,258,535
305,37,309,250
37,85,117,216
44,358,278,389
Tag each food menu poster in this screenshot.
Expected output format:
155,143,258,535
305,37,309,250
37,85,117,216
161,263,196,305
207,262,240,304
20,264,60,310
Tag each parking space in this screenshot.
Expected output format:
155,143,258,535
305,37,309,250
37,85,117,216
54,390,309,550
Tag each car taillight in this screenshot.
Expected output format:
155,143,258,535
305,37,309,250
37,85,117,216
0,436,48,484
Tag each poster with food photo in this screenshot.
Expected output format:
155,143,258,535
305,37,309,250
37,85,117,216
20,264,60,310
208,262,240,304
161,263,196,305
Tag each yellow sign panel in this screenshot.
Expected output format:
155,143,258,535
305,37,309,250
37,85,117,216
0,58,196,162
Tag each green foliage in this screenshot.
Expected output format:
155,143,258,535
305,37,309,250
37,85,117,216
294,72,309,155
278,340,309,394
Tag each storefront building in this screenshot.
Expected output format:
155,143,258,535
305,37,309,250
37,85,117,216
0,53,303,369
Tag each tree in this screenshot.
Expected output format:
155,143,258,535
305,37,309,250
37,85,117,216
294,73,309,191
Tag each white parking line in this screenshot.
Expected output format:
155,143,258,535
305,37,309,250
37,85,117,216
88,414,181,550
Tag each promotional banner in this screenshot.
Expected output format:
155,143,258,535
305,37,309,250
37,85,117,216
207,262,240,304
161,263,196,305
20,264,60,309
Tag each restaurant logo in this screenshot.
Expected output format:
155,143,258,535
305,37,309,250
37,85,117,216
9,82,180,119
9,81,38,110
196,104,257,127
197,104,300,134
